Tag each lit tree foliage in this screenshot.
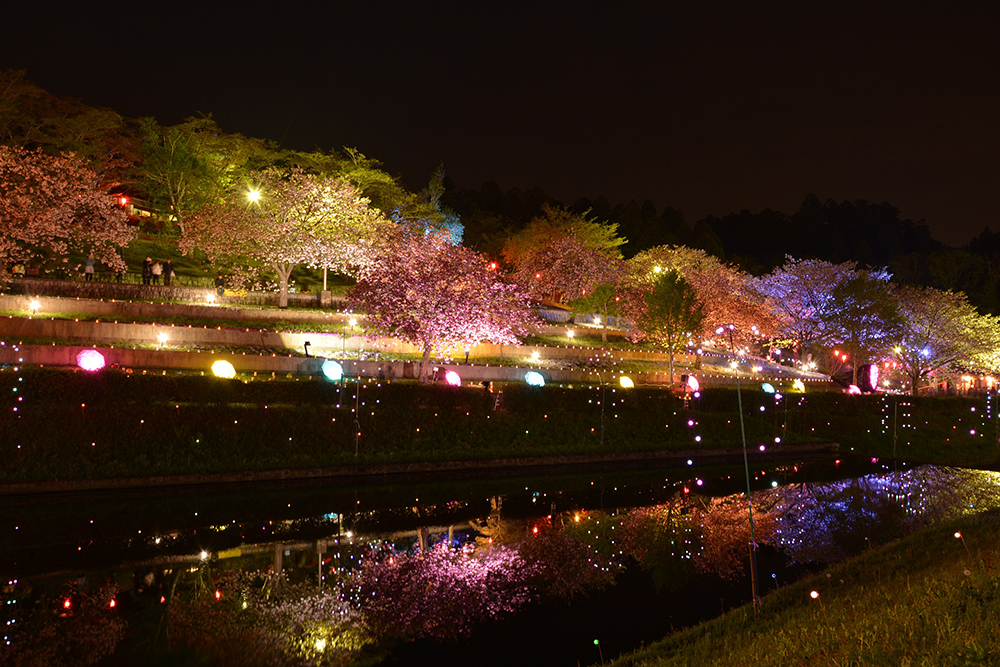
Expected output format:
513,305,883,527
348,231,538,379
690,496,776,581
0,145,134,280
356,544,536,641
181,167,390,307
629,245,777,347
634,270,705,384
893,286,1000,395
821,271,904,385
136,116,278,233
519,525,619,599
757,256,860,359
503,204,625,303
0,69,137,181
570,282,627,342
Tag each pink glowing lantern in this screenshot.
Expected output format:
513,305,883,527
686,375,700,392
847,384,862,395
444,370,462,386
76,349,106,372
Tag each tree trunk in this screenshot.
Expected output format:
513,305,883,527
669,350,675,387
275,262,295,309
601,323,608,343
418,342,433,381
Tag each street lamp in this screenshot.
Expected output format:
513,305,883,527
716,323,760,612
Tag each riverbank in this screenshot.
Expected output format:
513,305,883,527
610,506,1000,666
1,367,997,493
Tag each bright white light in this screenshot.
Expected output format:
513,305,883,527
761,382,775,394
567,329,575,338
525,371,545,387
686,375,700,392
28,300,40,311
315,638,327,652
531,350,540,362
348,318,357,327
246,188,261,203
200,551,209,560
212,360,236,378
593,316,601,326
619,376,634,388
206,292,216,303
322,360,344,381
444,370,462,386
157,333,168,344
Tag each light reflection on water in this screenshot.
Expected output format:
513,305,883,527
3,459,999,665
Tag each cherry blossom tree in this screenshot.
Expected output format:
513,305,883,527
628,245,777,348
348,231,539,379
893,286,1000,395
0,145,134,280
756,257,861,360
356,544,536,641
821,271,904,385
181,167,391,307
503,204,625,303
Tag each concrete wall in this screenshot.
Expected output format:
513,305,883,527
0,343,836,389
5,277,340,309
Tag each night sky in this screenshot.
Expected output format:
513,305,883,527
4,2,998,246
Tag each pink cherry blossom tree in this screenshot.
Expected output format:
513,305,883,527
0,145,134,280
181,167,391,307
348,231,539,379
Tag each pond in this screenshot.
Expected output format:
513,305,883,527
3,457,1000,666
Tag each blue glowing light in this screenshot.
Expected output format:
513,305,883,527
322,360,344,381
525,371,545,387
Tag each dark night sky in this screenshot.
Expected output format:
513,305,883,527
4,1,998,246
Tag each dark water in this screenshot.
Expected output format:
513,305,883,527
3,457,998,665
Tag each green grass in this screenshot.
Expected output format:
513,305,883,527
611,508,1000,666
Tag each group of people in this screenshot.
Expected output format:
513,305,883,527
141,257,174,286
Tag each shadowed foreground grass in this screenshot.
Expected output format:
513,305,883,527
612,508,1000,666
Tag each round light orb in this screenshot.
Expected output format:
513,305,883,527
444,370,462,386
322,359,344,381
619,376,634,388
212,360,236,378
761,382,776,394
76,349,105,372
793,379,806,393
686,375,700,392
847,384,862,395
525,371,545,387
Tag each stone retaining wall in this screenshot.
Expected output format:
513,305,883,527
5,277,338,309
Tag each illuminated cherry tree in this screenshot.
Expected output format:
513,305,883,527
181,167,391,307
0,145,133,279
503,205,625,303
357,544,536,641
628,245,777,348
893,286,1000,395
348,231,539,379
757,257,861,360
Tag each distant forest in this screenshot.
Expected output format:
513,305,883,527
443,182,1000,316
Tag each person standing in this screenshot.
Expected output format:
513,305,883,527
151,260,163,285
163,260,174,286
84,254,95,281
142,257,152,285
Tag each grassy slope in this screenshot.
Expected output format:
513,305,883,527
612,508,1000,666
